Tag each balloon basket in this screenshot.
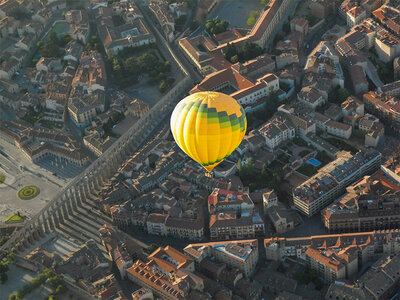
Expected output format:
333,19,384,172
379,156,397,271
205,171,213,178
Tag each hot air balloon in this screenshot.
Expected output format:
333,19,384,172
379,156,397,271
170,91,247,173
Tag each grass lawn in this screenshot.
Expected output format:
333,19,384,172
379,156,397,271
297,164,318,177
0,173,4,184
5,213,26,224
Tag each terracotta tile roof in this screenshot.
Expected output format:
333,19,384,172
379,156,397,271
191,68,253,93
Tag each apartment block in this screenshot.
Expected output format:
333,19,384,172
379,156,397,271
184,240,259,277
294,149,381,217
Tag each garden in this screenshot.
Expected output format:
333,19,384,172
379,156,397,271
237,157,285,192
17,186,40,200
107,45,174,92
0,172,5,184
0,252,15,284
4,213,26,224
9,268,66,300
296,150,332,177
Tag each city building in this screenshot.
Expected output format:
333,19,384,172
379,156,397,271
363,91,400,132
231,54,275,80
326,254,400,300
94,2,155,54
311,112,352,139
297,86,326,109
290,18,309,36
347,6,366,27
190,66,280,109
394,56,400,80
323,160,400,232
212,0,293,50
349,64,369,94
68,51,107,127
83,132,116,156
372,5,400,36
265,230,400,283
258,113,296,150
208,188,264,240
379,80,400,97
98,18,155,55
0,120,89,166
294,149,382,217
178,35,230,75
304,41,344,93
180,0,294,72
184,239,259,277
341,96,365,117
266,205,295,234
126,246,204,299
277,103,317,138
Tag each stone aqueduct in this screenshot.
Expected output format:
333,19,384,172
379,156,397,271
1,75,192,252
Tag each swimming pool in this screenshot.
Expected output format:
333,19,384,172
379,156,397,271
308,158,321,167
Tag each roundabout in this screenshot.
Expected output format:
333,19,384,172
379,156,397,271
17,186,40,200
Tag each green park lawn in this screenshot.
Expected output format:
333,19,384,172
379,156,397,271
5,213,26,224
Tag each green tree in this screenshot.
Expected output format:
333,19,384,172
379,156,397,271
230,54,239,64
10,6,30,20
49,30,59,44
247,10,260,26
0,262,9,273
247,17,256,26
224,42,238,62
329,86,350,104
55,284,66,295
9,294,16,300
159,80,168,93
205,18,229,35
0,272,7,283
306,14,319,26
337,87,350,103
242,41,263,60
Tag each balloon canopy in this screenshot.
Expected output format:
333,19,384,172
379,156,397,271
170,91,247,172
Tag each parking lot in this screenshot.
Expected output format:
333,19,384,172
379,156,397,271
208,0,264,29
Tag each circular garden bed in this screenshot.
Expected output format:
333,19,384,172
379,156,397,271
18,185,40,200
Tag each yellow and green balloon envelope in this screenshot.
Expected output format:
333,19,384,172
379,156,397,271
170,91,247,172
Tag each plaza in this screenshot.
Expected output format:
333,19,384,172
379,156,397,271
0,139,77,224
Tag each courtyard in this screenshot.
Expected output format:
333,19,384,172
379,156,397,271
124,76,163,107
44,20,70,40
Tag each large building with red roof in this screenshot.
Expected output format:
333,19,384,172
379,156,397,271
190,65,280,109
126,246,204,299
179,0,294,74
